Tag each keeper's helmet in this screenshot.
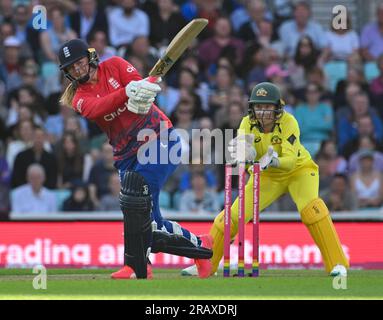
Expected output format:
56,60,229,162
58,39,99,85
248,82,285,123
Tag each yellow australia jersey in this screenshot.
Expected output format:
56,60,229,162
239,111,312,174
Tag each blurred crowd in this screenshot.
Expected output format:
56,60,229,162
1,0,383,218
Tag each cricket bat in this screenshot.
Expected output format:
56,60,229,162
147,18,208,83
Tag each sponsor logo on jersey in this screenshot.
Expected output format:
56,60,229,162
287,134,297,145
271,135,282,145
104,105,127,121
76,98,84,113
127,65,136,73
254,136,262,143
108,78,120,89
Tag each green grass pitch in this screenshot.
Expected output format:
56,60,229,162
0,268,382,300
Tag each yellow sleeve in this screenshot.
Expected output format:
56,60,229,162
278,115,300,171
238,116,250,134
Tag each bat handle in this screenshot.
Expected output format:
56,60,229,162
147,76,158,83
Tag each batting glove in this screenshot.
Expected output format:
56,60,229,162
125,78,161,114
259,146,279,170
228,134,257,163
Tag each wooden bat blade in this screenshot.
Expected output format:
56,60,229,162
148,18,208,78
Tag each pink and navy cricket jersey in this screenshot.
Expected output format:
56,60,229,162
72,56,172,161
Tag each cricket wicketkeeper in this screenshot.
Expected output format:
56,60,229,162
57,39,212,279
184,82,349,277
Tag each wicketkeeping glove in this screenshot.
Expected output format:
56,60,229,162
125,78,161,114
259,146,279,170
228,134,257,163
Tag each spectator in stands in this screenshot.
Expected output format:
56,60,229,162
40,7,77,63
11,163,57,214
98,172,121,211
337,94,383,154
306,66,332,100
350,150,383,209
11,126,57,189
321,174,357,211
0,105,6,144
87,30,116,62
241,44,268,91
287,35,321,97
124,54,147,76
156,80,182,116
0,141,11,215
317,140,347,175
181,0,221,36
179,154,217,192
62,181,94,212
174,67,209,114
237,0,267,43
40,6,77,96
69,0,109,41
265,63,290,97
6,119,34,170
45,103,88,145
6,103,43,140
121,35,157,70
214,85,247,128
148,0,186,49
19,58,43,94
333,81,361,111
0,0,13,23
294,83,333,157
348,135,383,174
13,85,46,122
278,1,327,58
322,16,359,62
14,3,31,44
334,62,369,110
230,0,273,33
219,102,244,135
40,0,78,14
316,153,333,191
342,115,383,159
63,115,89,152
107,0,150,48
171,99,198,136
162,67,209,118
208,65,236,120
55,132,85,189
198,16,245,73
360,2,383,61
0,19,14,60
179,172,220,214
216,102,244,191
0,36,23,92
370,53,383,114
88,142,116,207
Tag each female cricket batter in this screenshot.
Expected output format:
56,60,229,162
184,82,349,277
58,39,212,279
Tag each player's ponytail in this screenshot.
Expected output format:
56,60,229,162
60,82,77,108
